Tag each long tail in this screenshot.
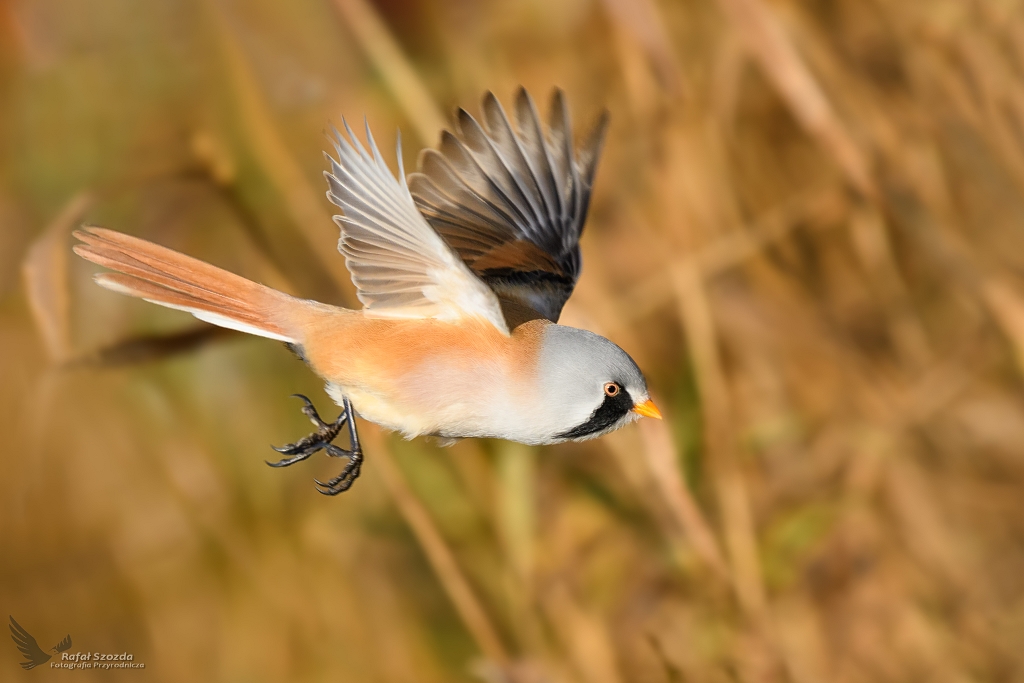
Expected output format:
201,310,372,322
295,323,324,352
73,227,306,343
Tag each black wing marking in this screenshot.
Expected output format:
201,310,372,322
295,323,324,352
53,634,73,653
409,88,609,328
9,616,52,670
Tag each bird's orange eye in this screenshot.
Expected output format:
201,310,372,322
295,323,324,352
604,382,620,397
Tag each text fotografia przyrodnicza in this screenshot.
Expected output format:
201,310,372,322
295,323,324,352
51,652,145,669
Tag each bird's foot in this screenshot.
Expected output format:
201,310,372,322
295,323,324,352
268,394,363,495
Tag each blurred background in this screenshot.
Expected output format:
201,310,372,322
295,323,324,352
3,0,1024,681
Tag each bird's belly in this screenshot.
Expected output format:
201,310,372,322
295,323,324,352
325,357,528,440
325,382,440,437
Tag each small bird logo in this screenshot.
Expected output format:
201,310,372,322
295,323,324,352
9,616,72,670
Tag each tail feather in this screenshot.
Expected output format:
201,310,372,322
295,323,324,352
74,227,301,343
75,240,260,314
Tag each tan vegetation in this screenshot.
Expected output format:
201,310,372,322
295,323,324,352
3,0,1024,681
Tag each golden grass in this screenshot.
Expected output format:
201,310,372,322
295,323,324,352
3,0,1024,681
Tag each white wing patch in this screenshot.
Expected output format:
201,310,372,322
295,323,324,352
325,120,509,335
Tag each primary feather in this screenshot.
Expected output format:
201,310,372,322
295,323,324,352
409,88,610,328
325,119,509,335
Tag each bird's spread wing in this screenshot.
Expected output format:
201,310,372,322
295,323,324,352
9,617,51,669
409,88,609,328
53,634,72,653
325,119,509,335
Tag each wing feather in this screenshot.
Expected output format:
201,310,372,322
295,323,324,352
544,90,576,228
449,115,543,234
419,147,520,239
479,95,552,235
324,120,509,334
409,88,609,327
511,90,563,231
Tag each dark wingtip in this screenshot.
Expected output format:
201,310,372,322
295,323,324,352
514,87,543,128
481,90,514,132
455,107,475,133
481,90,500,107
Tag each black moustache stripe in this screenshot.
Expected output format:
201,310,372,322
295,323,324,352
556,390,635,440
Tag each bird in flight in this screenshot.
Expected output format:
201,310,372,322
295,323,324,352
9,616,72,670
74,88,661,495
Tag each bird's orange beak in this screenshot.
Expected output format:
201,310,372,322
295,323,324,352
633,399,662,420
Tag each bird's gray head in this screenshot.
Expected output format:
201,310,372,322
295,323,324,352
537,324,657,442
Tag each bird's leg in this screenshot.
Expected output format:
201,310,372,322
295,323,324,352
267,395,363,495
315,397,363,496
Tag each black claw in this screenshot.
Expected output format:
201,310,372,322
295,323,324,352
315,485,343,496
314,465,360,490
268,394,364,495
315,466,361,495
265,449,317,468
314,457,361,488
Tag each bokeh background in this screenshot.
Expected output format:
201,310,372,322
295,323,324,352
3,0,1024,681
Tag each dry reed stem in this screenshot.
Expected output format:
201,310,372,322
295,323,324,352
22,191,93,363
770,596,831,683
600,427,705,569
541,581,624,683
847,206,932,368
367,426,511,668
329,0,447,145
979,278,1024,379
778,4,1024,387
951,32,1024,196
637,417,729,579
600,0,686,99
496,442,544,652
711,31,747,134
872,138,1024,381
621,187,845,320
884,456,972,592
714,0,877,200
670,262,766,618
608,12,662,123
762,10,935,371
211,2,356,301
